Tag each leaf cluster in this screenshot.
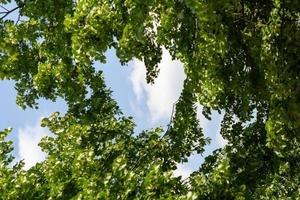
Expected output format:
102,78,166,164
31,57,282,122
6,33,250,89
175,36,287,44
0,0,299,199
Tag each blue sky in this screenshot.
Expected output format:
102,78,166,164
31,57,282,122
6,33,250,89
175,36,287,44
1,47,226,177
1,2,227,178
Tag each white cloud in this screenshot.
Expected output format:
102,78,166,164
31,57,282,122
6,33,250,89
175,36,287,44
129,60,147,102
17,120,50,170
173,164,192,180
129,48,186,123
129,48,227,178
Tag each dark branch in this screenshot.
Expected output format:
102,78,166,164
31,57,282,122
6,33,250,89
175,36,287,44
1,6,20,20
0,5,9,12
16,13,21,24
165,100,178,135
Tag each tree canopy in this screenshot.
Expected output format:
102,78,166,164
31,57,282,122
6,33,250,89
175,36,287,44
0,0,299,199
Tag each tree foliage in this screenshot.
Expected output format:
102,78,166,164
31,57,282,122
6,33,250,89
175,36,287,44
0,0,299,199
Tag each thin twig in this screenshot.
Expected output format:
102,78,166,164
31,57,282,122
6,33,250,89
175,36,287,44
0,5,9,12
165,100,178,135
16,13,21,25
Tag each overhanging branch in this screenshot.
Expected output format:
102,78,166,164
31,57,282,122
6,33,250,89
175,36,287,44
0,5,22,20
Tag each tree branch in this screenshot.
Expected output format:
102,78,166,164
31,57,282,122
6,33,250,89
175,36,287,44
164,100,178,137
16,12,21,24
0,5,9,12
1,6,21,20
